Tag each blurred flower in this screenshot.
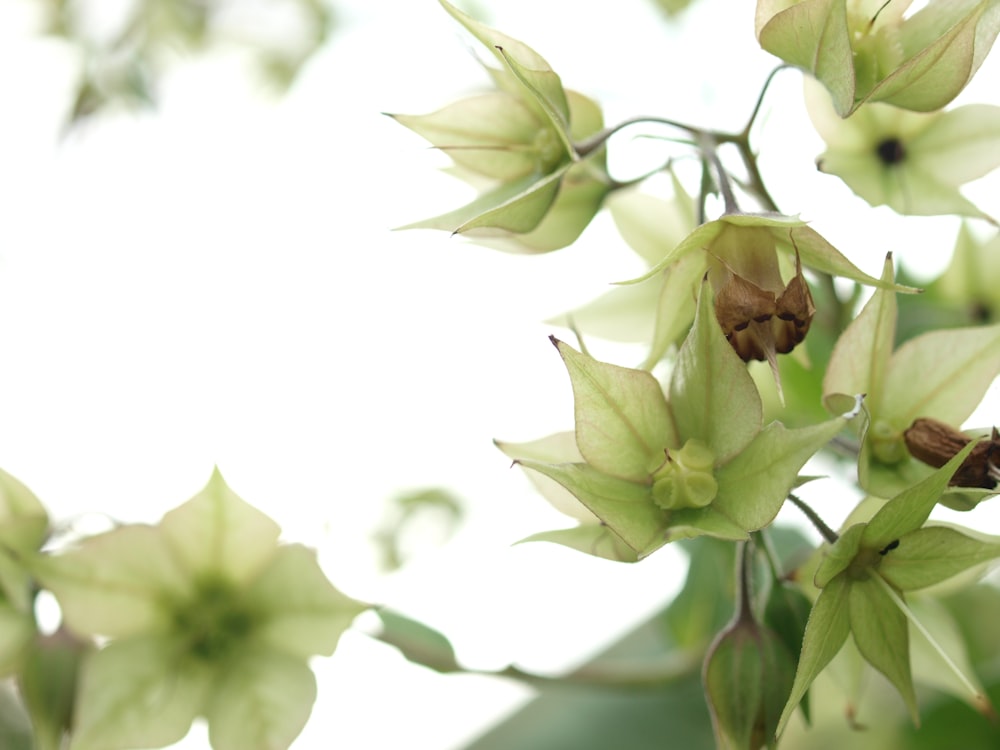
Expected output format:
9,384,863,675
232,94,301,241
806,80,1000,221
34,469,367,750
757,0,1000,116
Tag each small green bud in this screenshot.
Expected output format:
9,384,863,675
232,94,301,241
871,419,906,465
682,472,719,508
704,618,795,750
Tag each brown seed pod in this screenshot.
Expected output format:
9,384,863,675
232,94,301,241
903,417,1000,489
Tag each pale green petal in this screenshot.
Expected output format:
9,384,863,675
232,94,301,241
871,0,1000,111
714,416,848,531
757,0,855,116
33,526,187,638
160,468,281,587
496,433,595,522
245,545,367,659
823,254,896,412
607,188,696,268
518,525,639,562
69,636,211,750
664,506,749,543
848,576,917,722
516,460,666,558
0,468,48,554
388,95,542,181
554,339,674,480
549,277,662,344
670,281,762,464
206,650,316,750
438,1,570,127
909,104,1000,185
566,89,604,141
881,322,1000,426
879,526,1000,591
474,167,607,253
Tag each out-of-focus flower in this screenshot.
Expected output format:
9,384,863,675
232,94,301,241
389,0,610,252
806,80,1000,221
757,0,1000,116
33,469,367,750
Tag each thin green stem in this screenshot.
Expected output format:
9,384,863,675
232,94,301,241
787,493,838,544
734,540,754,624
752,529,784,581
574,115,706,157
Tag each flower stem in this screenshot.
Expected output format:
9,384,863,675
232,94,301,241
787,493,838,544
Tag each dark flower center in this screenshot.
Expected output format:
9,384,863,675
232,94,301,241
171,577,258,663
875,137,906,165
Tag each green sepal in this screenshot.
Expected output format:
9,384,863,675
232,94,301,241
553,337,674,481
714,417,848,532
515,460,666,558
862,440,977,551
670,281,762,464
879,525,1000,591
849,575,917,723
814,523,865,588
777,572,851,735
517,525,639,562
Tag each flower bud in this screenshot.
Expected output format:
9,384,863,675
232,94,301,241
704,616,795,749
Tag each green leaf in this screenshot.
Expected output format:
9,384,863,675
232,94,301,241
879,526,1000,591
670,281,762,464
881,322,1000,427
664,538,737,650
206,649,317,750
777,573,851,734
0,604,34,677
814,523,866,588
374,609,460,672
862,440,978,551
516,461,666,557
554,338,674,480
823,254,897,412
518,525,639,562
849,575,917,722
70,636,211,750
244,544,368,659
714,417,847,532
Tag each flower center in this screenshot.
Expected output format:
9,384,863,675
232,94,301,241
651,439,718,511
171,578,257,663
875,137,906,165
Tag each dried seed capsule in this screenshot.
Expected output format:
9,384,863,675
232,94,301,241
903,417,1000,489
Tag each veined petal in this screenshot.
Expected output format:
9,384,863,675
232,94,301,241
160,468,281,587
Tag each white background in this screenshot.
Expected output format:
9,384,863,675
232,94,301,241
1,0,998,747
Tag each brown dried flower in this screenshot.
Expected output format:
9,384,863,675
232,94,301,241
903,417,1000,489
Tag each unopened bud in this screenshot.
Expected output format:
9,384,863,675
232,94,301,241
704,617,795,749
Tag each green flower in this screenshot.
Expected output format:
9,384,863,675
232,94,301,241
757,0,1000,116
389,0,610,252
778,444,1000,735
806,80,1000,221
33,469,367,750
500,280,854,561
824,255,1000,503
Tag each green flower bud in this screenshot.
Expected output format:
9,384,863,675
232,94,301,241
704,617,795,749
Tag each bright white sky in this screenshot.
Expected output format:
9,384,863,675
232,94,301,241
1,0,999,748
